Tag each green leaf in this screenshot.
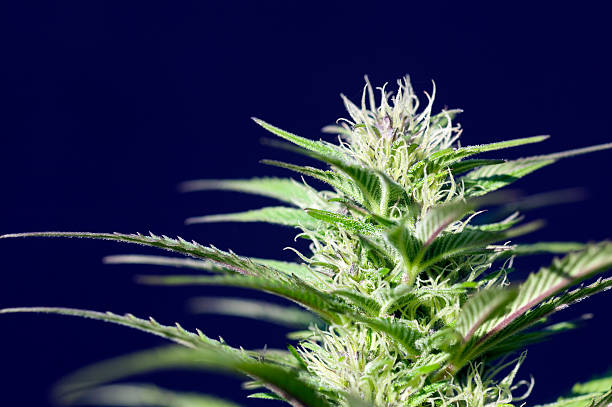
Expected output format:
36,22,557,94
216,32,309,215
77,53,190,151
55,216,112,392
189,297,319,328
253,117,345,161
420,221,543,269
248,392,285,400
138,274,352,323
462,142,612,197
572,370,612,394
322,158,409,215
467,212,523,232
386,223,422,267
179,177,325,209
379,286,419,315
406,382,446,407
407,136,549,184
103,254,233,273
524,141,612,162
0,231,277,278
534,392,611,407
482,320,583,360
262,159,365,203
535,375,612,407
449,159,506,175
445,135,549,162
509,242,586,256
55,346,333,407
287,344,308,370
357,234,396,270
103,254,324,286
61,384,242,407
1,307,325,405
353,316,423,356
252,258,325,286
415,200,474,246
485,276,612,359
305,208,380,235
590,389,612,407
455,288,517,342
462,158,555,197
0,307,222,350
186,206,320,229
272,138,410,215
332,289,382,316
474,243,612,356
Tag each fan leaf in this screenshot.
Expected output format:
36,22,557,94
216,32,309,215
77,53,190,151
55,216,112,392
353,316,423,356
189,297,319,328
180,177,325,209
462,159,554,197
0,231,278,278
138,274,352,323
305,208,381,235
186,206,320,229
0,307,221,349
471,243,612,360
262,159,365,203
332,290,382,316
455,288,517,342
421,221,543,269
60,384,241,407
56,346,333,407
253,118,345,161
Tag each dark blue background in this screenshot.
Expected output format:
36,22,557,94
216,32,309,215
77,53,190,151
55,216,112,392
2,2,611,405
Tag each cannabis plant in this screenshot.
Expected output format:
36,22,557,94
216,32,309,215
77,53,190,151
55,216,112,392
3,76,612,407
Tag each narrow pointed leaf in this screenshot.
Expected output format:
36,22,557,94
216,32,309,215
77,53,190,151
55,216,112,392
462,142,612,197
179,177,324,208
483,320,584,360
353,316,422,356
408,136,548,183
415,200,473,246
524,142,612,162
380,287,419,315
492,276,612,351
262,159,365,203
477,242,612,351
455,288,517,342
406,383,447,407
248,392,284,400
275,140,410,214
103,254,231,272
318,157,409,214
509,242,586,256
305,208,380,235
445,135,549,162
386,223,422,268
332,290,382,316
189,297,319,327
462,159,554,197
253,118,345,161
421,221,543,269
62,384,241,407
0,232,277,277
138,274,352,323
572,371,612,395
252,258,325,285
0,307,220,349
449,159,506,175
186,206,320,229
56,346,333,407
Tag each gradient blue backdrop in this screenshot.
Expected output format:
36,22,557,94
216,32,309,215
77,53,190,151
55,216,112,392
2,2,611,405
